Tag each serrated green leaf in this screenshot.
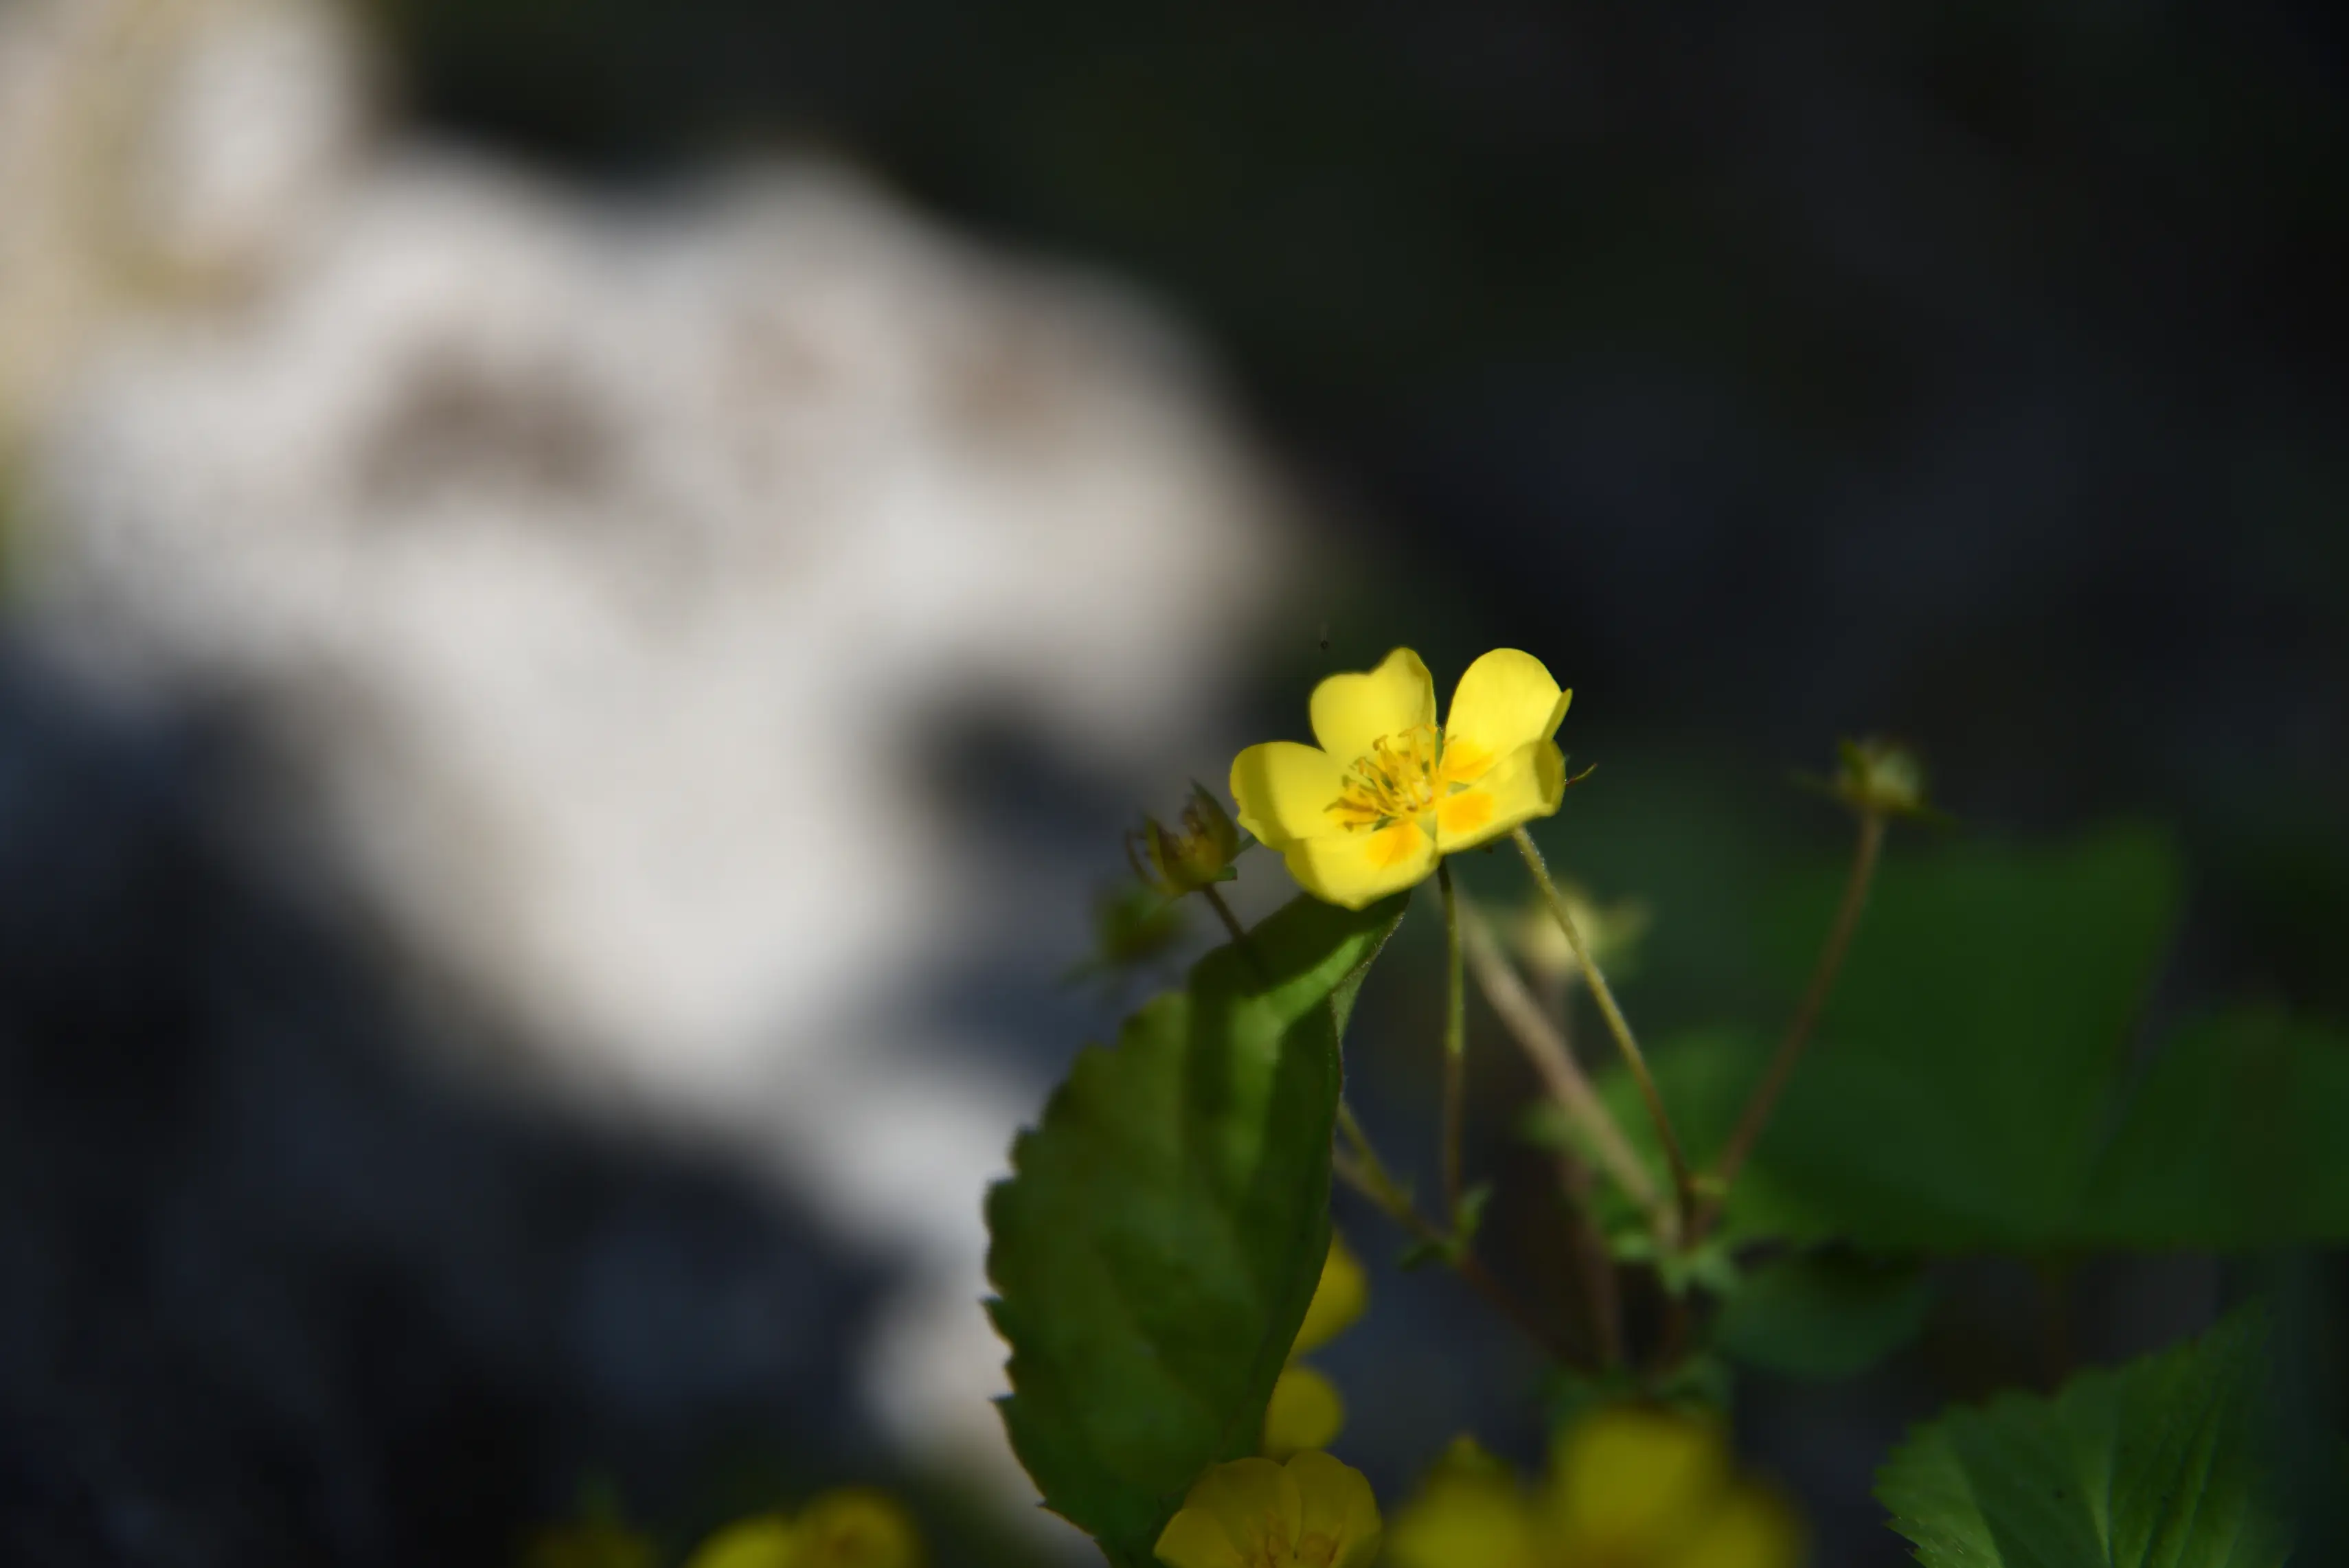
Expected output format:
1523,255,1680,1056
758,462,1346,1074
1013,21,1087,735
985,893,1405,1565
1714,1250,1934,1381
1877,1308,2294,1567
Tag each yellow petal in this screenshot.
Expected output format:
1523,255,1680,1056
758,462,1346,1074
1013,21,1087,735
1675,1485,1806,1568
1230,742,1347,849
797,1490,921,1568
1291,1232,1368,1355
1385,1472,1536,1568
1285,821,1438,910
684,1516,802,1568
1286,1451,1382,1568
1163,1457,1302,1567
1547,1408,1728,1543
1433,741,1565,854
1442,651,1569,777
1263,1366,1346,1457
1310,649,1437,763
1153,1505,1250,1568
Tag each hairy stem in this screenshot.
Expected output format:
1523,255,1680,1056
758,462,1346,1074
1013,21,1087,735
1330,1137,1582,1370
1696,809,1885,1240
1457,894,1671,1238
1438,861,1467,1221
1199,884,1250,949
1512,826,1696,1242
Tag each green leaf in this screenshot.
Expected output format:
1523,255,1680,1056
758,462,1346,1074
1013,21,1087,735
1754,825,2181,1249
2085,1011,2349,1248
1713,1250,1934,1380
1570,830,2188,1251
1877,1307,2294,1567
985,893,1405,1565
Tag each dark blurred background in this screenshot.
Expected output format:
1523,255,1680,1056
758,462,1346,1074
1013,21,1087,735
3,1,2345,1563
389,0,2349,995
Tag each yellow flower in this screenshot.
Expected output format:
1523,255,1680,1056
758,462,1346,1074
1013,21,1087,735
1264,1233,1370,1458
686,1489,921,1568
1155,1452,1383,1568
1232,648,1572,909
1387,1408,1802,1568
1291,1231,1368,1356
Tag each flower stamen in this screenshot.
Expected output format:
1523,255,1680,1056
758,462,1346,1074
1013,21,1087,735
1327,724,1444,831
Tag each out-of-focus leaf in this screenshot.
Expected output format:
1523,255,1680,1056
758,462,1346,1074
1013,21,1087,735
1754,825,2180,1249
2085,1011,2349,1247
985,893,1405,1566
1713,1250,1934,1381
1877,1308,2293,1567
1573,830,2186,1251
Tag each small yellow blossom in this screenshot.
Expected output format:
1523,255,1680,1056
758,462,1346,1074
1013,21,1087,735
1265,1233,1370,1457
1232,649,1573,909
1155,1452,1383,1568
1291,1231,1368,1356
1263,1365,1347,1458
1386,1408,1802,1568
686,1489,921,1568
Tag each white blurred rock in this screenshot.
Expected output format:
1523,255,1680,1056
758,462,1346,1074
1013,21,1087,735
8,0,1295,1514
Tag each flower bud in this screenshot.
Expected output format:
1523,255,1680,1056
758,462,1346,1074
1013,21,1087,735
1127,781,1244,898
1832,737,1935,820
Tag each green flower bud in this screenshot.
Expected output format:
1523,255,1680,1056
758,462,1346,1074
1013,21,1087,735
1832,737,1940,821
1127,781,1244,898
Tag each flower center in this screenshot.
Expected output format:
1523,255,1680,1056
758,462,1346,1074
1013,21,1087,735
1326,724,1443,832
1249,1527,1341,1568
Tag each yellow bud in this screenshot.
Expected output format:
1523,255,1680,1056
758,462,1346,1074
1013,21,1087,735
1263,1365,1347,1457
1291,1231,1368,1356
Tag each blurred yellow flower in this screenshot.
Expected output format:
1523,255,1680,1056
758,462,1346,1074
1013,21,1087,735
1264,1232,1370,1458
1231,648,1572,909
1155,1451,1383,1568
686,1489,920,1568
1387,1408,1802,1568
1291,1231,1368,1356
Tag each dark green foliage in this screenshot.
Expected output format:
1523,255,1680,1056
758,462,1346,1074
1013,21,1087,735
984,893,1405,1566
1878,1308,2293,1567
1713,1250,1935,1382
2086,1012,2349,1248
1748,824,2180,1249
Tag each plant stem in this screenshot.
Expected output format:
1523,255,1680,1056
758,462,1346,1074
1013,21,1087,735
1512,826,1696,1242
1437,861,1467,1221
1330,1132,1583,1370
1457,894,1670,1237
1199,884,1250,948
1552,1151,1624,1367
1696,809,1885,1239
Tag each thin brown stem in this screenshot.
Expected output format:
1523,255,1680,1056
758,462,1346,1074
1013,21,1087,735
1463,875,1675,1243
1512,827,1697,1243
1437,861,1467,1220
1696,810,1885,1239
